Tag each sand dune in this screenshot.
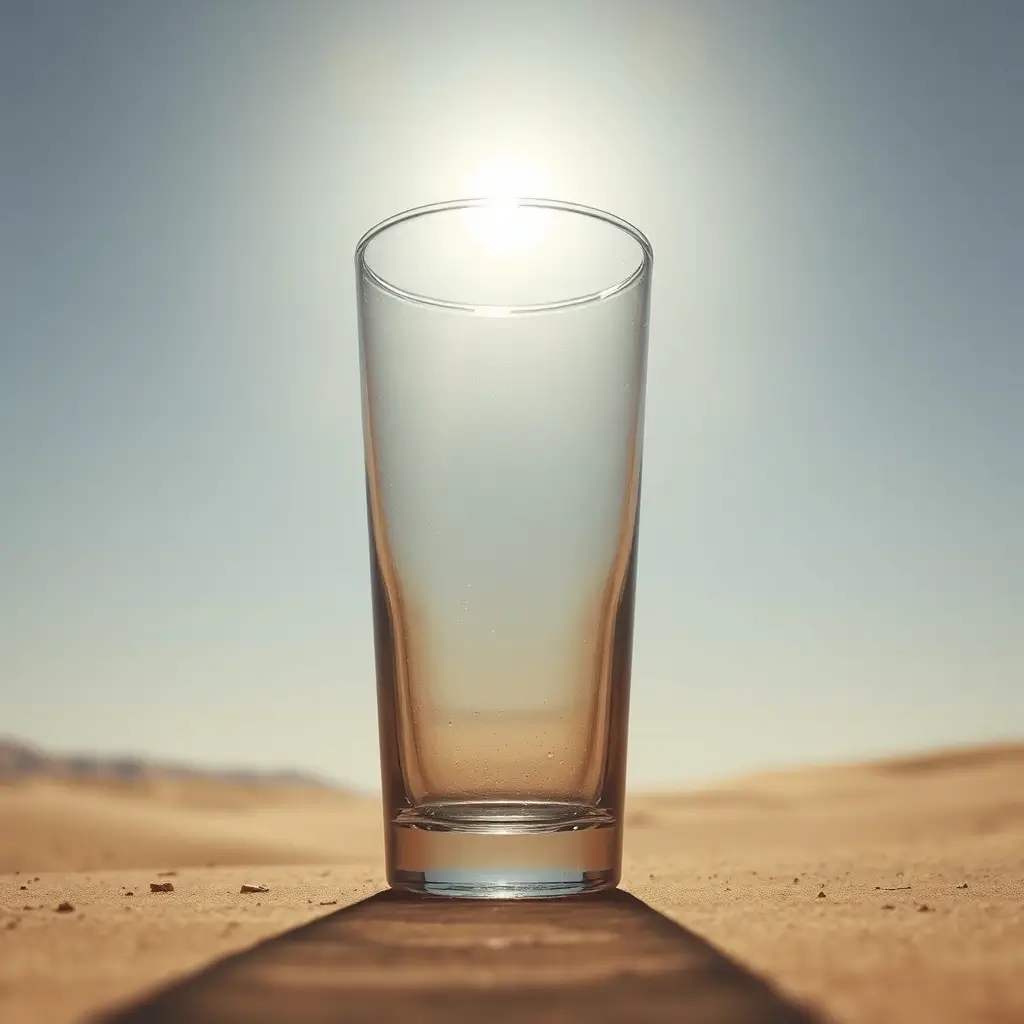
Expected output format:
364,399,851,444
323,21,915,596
869,741,1024,775
0,780,378,874
1,742,1022,1023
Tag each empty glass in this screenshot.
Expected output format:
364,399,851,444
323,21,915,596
355,198,653,897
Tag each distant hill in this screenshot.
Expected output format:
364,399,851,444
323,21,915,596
0,737,340,790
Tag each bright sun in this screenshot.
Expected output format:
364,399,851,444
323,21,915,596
466,158,549,202
461,160,553,252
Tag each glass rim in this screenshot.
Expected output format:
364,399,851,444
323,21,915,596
354,197,654,315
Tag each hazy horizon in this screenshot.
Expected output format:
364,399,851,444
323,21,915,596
5,730,1024,794
2,0,1021,792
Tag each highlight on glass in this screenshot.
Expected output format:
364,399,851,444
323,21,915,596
355,197,653,897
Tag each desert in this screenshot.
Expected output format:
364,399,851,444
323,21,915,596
2,739,1022,1022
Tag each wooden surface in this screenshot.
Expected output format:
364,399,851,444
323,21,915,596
103,890,819,1024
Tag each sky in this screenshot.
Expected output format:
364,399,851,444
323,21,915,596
1,0,1021,791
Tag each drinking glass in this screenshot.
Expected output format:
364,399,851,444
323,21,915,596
355,198,653,897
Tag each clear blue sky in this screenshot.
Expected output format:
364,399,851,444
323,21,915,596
2,0,1021,790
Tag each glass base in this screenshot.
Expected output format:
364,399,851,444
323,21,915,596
387,801,620,899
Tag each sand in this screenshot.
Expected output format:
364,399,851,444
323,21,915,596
2,744,1022,1023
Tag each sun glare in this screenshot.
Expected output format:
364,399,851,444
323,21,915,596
461,159,553,252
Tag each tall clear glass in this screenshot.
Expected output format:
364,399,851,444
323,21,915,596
355,198,653,897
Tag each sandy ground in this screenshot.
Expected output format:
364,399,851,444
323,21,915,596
1,744,1022,1023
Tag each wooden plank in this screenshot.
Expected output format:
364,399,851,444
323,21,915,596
103,890,821,1023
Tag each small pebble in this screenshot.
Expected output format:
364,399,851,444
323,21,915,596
55,902,75,913
240,884,270,894
150,882,174,893
957,883,968,890
882,904,895,910
319,900,337,906
917,904,933,913
817,891,826,899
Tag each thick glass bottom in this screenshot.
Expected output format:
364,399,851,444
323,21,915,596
387,800,620,899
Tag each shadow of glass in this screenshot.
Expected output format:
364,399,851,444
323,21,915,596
102,889,820,1023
